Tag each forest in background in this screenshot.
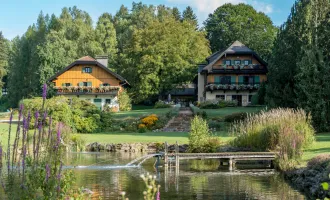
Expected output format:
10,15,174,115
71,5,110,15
0,1,330,131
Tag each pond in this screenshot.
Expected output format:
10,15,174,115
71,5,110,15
64,152,305,200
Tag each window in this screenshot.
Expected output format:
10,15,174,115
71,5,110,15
103,83,110,86
82,67,92,73
232,95,237,101
244,60,251,65
62,83,71,87
215,76,232,84
216,95,225,100
243,76,255,85
234,60,241,65
78,82,92,86
223,60,231,65
105,99,111,104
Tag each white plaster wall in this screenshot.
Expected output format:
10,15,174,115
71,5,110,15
59,94,119,110
198,73,205,102
205,91,257,106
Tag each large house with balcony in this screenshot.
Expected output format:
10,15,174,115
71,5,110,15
48,55,129,111
198,41,268,106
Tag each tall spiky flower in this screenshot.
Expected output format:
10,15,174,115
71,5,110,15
33,111,39,161
42,84,47,101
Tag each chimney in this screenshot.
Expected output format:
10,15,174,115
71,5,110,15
96,55,108,67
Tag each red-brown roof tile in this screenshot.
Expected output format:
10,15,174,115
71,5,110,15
77,56,95,61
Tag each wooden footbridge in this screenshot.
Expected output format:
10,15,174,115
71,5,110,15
163,142,277,171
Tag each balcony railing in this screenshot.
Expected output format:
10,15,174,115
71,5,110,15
54,86,120,94
206,82,261,91
212,64,265,71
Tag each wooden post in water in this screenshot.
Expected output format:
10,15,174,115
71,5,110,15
164,141,168,167
175,141,179,174
229,158,233,171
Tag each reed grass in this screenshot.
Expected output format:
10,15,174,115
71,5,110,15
231,108,315,170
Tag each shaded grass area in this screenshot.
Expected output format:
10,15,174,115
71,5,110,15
302,133,330,161
113,108,172,120
201,106,265,118
79,131,233,144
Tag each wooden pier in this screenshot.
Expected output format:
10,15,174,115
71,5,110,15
163,142,276,171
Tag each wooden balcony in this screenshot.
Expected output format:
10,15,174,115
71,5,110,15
211,64,267,74
206,82,261,91
54,86,120,95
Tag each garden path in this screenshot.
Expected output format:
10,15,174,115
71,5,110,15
162,108,193,132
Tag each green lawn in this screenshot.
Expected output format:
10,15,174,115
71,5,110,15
0,123,17,149
79,131,233,144
113,108,172,120
302,133,330,161
201,106,265,118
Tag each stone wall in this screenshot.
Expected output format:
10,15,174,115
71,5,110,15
85,142,188,153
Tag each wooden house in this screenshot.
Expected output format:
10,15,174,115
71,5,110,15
48,55,129,111
198,41,268,106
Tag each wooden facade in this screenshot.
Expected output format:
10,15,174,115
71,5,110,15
48,56,129,111
53,64,122,88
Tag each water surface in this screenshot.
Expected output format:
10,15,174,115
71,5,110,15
66,152,305,200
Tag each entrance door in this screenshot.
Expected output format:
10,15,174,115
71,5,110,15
237,95,242,106
93,99,102,110
232,95,242,106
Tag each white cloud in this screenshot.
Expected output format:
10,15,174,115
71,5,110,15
167,0,274,24
250,0,273,14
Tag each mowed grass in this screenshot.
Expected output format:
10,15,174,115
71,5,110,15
302,133,330,161
201,106,265,118
79,131,233,144
0,123,17,149
113,108,172,120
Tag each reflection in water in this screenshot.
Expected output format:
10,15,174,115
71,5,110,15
65,152,305,200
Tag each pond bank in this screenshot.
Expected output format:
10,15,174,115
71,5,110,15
284,155,330,199
85,142,189,153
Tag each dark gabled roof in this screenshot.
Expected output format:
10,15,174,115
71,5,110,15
47,56,129,86
202,41,268,73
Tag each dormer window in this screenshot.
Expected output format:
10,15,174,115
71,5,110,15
244,60,251,65
224,60,231,65
82,67,92,73
234,60,241,65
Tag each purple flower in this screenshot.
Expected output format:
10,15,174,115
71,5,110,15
19,104,24,118
45,164,50,182
157,191,160,200
42,84,47,100
34,111,39,123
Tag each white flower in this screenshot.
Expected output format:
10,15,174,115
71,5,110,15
121,191,126,196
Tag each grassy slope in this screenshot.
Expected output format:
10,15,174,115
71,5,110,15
302,133,330,161
113,108,172,120
201,106,265,118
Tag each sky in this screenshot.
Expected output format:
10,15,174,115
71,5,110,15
0,0,295,40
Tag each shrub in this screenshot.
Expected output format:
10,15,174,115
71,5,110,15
100,111,113,131
189,116,211,152
154,100,172,108
70,134,86,152
199,101,219,109
231,108,315,170
208,120,222,130
138,124,148,133
224,112,248,123
118,89,132,111
204,137,221,153
141,114,159,128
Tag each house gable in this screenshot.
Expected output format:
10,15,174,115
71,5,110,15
48,56,129,87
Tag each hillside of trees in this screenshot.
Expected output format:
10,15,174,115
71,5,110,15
1,1,330,131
